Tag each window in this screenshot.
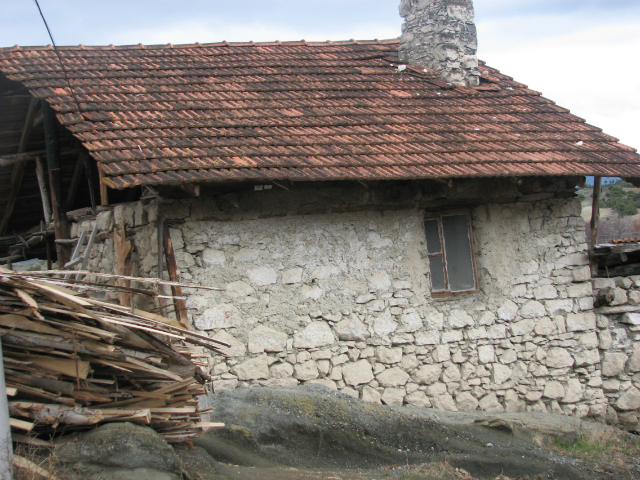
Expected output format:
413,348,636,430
424,211,477,295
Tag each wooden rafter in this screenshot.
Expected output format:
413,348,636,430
0,96,40,235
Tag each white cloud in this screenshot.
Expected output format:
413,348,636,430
479,22,640,152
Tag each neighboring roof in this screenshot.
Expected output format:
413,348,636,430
1,39,639,189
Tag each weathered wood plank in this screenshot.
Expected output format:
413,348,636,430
163,226,190,330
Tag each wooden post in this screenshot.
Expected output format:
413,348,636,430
114,223,134,307
35,156,52,223
82,152,97,211
46,234,52,270
0,96,39,235
98,168,109,206
0,337,13,478
590,176,602,276
163,225,190,330
42,100,71,268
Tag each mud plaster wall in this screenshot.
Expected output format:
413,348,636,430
74,178,619,422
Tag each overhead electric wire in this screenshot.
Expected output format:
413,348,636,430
32,0,86,122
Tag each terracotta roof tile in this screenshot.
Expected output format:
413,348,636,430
1,39,639,188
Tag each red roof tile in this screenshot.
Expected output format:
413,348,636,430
1,39,639,189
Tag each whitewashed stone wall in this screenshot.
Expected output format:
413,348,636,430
70,179,622,423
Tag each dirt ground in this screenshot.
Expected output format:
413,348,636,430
183,385,640,480
15,385,640,480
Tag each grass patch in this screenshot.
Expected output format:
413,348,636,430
550,428,640,469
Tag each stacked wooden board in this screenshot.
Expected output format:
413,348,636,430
0,267,227,444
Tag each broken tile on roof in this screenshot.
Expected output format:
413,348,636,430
0,39,639,189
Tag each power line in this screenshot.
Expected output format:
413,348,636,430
32,0,85,122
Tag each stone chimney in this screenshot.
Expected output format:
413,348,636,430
398,0,480,86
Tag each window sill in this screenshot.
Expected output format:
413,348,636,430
431,289,479,299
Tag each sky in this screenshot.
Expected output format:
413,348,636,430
1,0,639,153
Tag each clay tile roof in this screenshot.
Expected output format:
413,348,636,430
1,39,639,189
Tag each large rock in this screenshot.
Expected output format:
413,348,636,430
413,364,442,385
566,312,596,332
543,381,565,399
455,392,479,411
479,393,504,413
534,317,556,336
372,310,398,337
56,422,181,473
211,331,246,357
342,359,374,386
573,349,600,367
361,385,382,404
621,313,640,326
617,387,640,411
519,300,546,319
627,344,640,372
510,319,535,336
545,348,574,368
295,360,319,381
376,346,403,364
381,388,405,406
293,321,335,349
561,378,584,404
248,325,288,353
492,364,512,385
442,364,461,383
233,354,270,380
431,393,458,412
376,367,410,387
270,362,294,379
477,345,495,364
497,300,518,321
195,304,242,330
334,315,370,341
415,330,440,345
400,312,423,332
601,352,628,377
448,309,474,329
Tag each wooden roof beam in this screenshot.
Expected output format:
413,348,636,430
0,150,47,168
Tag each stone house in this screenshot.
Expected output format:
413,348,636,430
1,0,640,422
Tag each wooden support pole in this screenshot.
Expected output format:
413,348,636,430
65,152,86,211
590,176,602,276
98,168,109,206
0,97,39,235
42,100,71,268
35,156,52,223
590,177,602,248
0,150,46,167
83,152,97,211
114,222,134,307
163,225,190,330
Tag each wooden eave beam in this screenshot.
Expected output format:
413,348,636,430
179,184,200,197
0,149,79,168
0,97,39,235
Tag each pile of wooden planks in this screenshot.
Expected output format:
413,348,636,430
0,267,227,444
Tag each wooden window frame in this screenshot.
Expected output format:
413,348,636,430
424,209,479,298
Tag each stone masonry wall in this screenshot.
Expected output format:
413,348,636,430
399,0,480,86
69,179,619,423
592,277,640,430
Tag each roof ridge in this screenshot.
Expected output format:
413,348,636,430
0,38,401,52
